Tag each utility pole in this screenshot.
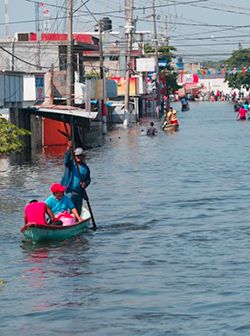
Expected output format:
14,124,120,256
11,37,15,71
66,0,73,106
152,0,161,117
124,0,134,127
99,21,107,134
35,2,41,70
50,63,54,104
164,15,169,46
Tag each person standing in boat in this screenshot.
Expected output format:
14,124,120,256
166,107,179,125
61,142,91,215
24,199,55,225
45,183,82,222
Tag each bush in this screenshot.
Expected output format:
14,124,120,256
0,116,31,153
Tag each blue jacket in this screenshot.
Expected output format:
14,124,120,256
61,150,91,193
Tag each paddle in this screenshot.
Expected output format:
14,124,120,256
162,121,168,130
59,123,97,230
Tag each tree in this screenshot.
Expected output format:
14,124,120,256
158,45,180,95
0,116,31,153
85,71,100,79
224,48,250,90
144,44,180,94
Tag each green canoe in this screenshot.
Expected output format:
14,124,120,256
21,207,91,242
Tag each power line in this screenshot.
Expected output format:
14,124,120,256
0,0,211,27
190,2,250,16
0,45,51,69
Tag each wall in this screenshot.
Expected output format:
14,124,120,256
43,119,68,146
199,77,249,96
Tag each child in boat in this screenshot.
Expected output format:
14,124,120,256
24,200,55,225
45,183,82,223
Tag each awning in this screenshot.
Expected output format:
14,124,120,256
22,104,98,122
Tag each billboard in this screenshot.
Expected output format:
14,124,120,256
111,77,137,96
180,74,199,84
136,58,155,72
158,59,168,68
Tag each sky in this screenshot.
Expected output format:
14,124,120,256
0,0,250,63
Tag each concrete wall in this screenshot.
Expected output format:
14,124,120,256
0,42,58,73
199,77,248,96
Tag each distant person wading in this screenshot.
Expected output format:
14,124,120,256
147,122,158,136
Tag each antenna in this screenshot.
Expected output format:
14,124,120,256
4,0,9,37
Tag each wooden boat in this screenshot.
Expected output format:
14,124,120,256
163,123,179,132
21,207,91,242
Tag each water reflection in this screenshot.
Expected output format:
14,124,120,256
9,151,33,165
20,236,91,312
43,145,66,158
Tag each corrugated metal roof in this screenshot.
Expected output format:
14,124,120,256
23,104,98,120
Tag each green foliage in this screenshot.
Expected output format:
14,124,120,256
159,45,179,95
224,48,250,90
0,116,31,153
225,72,250,91
201,60,224,69
164,71,181,95
144,43,179,95
144,43,176,58
158,45,176,60
144,43,154,53
225,48,250,67
85,71,100,79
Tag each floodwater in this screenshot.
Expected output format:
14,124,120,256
1,101,250,336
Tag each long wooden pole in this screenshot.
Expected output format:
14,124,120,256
124,0,134,127
153,0,160,117
66,0,73,106
99,21,107,134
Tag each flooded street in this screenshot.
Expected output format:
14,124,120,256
1,101,250,335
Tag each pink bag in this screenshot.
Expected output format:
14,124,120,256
55,211,75,226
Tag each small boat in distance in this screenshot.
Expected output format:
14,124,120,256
21,207,91,242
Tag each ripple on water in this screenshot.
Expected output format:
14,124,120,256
1,102,250,335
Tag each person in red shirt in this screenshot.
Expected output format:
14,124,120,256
238,106,248,120
24,200,55,225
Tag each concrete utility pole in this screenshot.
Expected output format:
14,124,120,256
124,0,134,127
66,0,73,106
11,37,15,71
35,2,41,70
152,0,161,117
99,21,107,134
164,15,169,46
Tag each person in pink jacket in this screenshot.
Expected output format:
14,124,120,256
24,200,55,225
